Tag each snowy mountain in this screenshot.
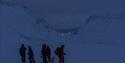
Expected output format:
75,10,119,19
0,1,124,63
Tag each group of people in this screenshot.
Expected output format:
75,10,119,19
19,44,35,63
19,44,65,63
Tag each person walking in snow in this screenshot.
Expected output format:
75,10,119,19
28,46,35,63
55,45,65,63
19,44,26,63
41,44,48,63
46,46,51,63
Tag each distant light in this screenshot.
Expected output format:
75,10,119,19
60,33,65,36
60,32,73,36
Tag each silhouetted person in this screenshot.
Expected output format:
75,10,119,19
19,44,26,63
60,45,65,63
55,45,65,63
46,46,51,63
55,47,60,58
41,44,48,63
28,46,35,63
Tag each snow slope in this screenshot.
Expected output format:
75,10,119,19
0,3,125,63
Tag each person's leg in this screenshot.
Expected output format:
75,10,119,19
59,58,61,63
49,55,51,62
21,56,24,62
43,57,45,63
32,57,35,63
30,57,33,63
60,56,64,63
62,57,64,63
29,57,32,63
47,55,51,62
22,56,24,62
22,56,26,62
43,56,48,63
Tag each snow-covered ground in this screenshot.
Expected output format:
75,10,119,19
0,2,124,63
